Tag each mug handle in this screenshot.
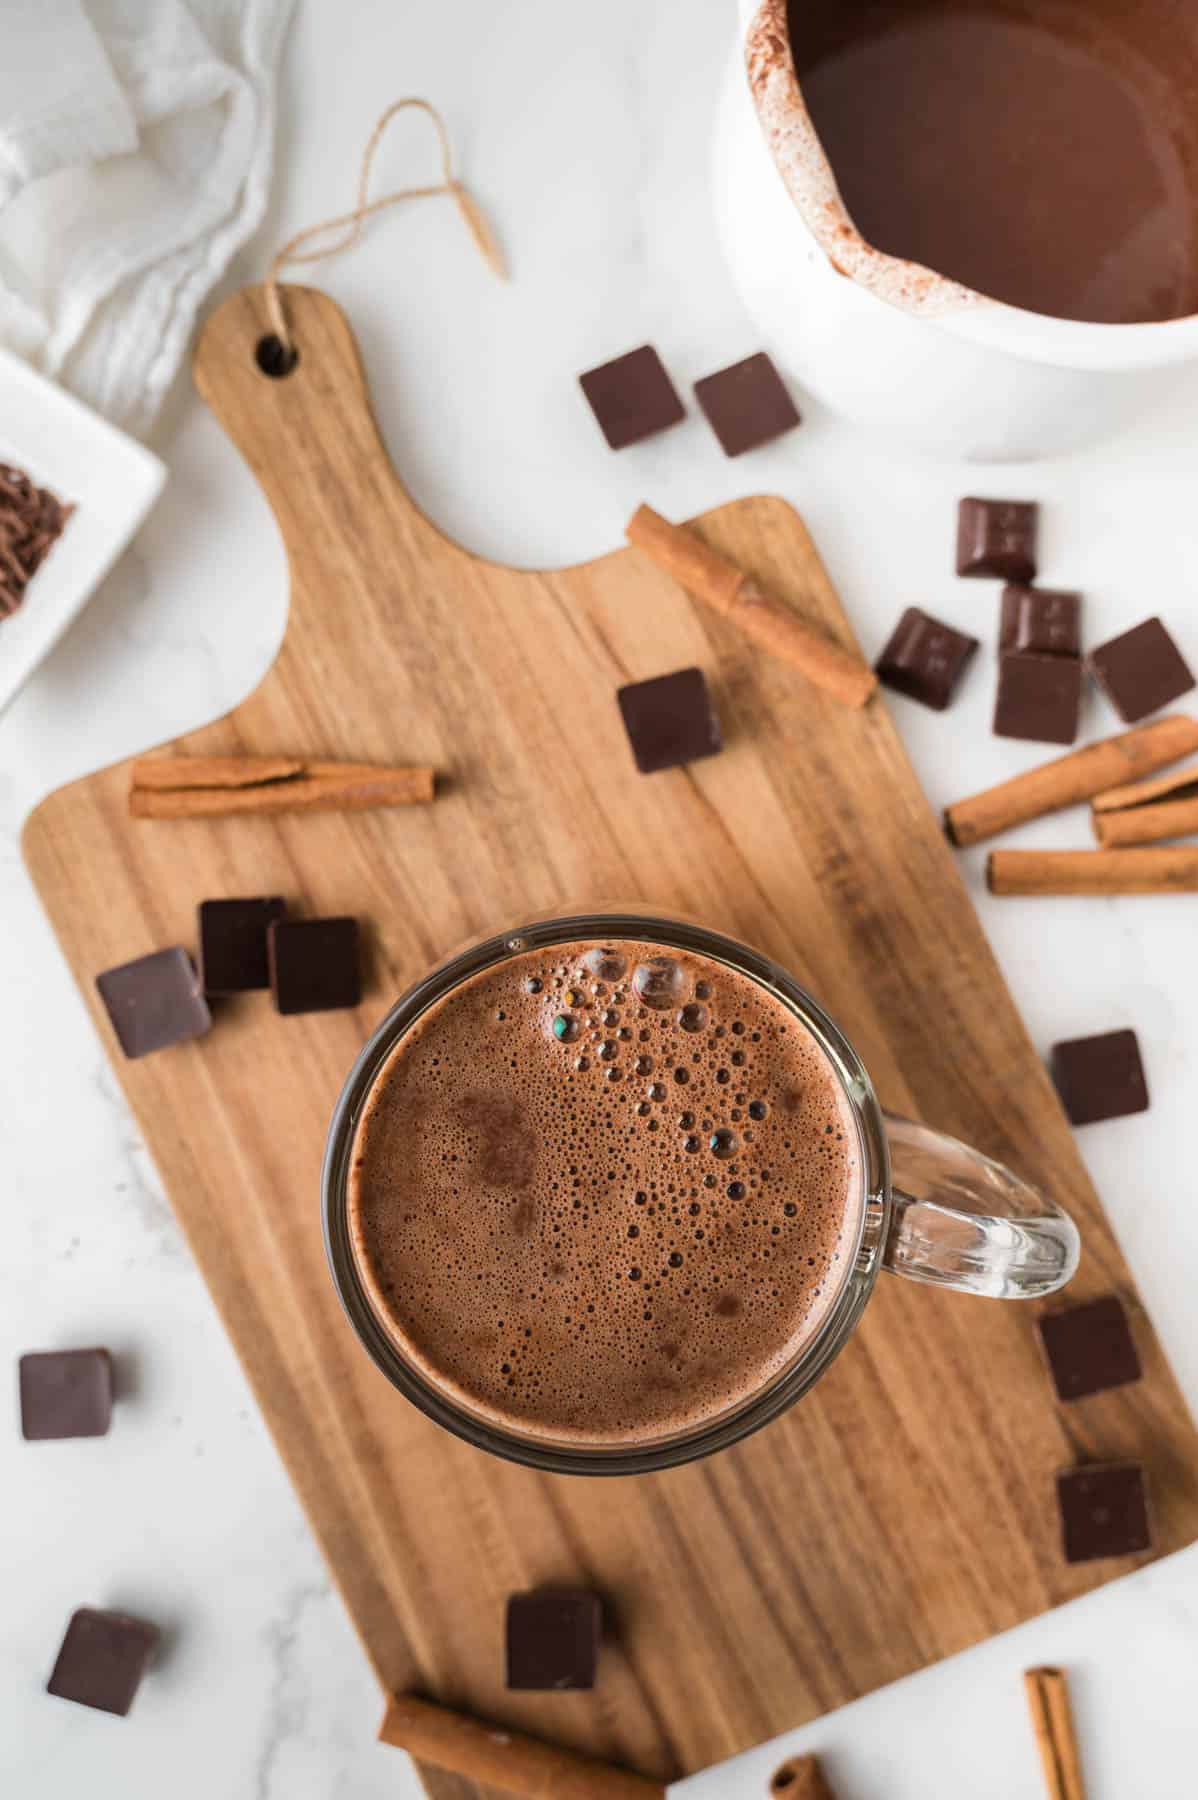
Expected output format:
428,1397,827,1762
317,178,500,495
881,1114,1080,1299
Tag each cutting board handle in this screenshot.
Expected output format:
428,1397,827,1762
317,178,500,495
193,284,453,617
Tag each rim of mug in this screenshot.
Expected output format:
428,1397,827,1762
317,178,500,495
322,909,891,1477
940,293,1198,375
743,0,1198,374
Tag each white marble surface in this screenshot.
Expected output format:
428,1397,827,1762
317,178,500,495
3,2,1198,1795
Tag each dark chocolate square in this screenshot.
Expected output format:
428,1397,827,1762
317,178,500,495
999,586,1081,657
616,667,722,774
693,352,800,457
95,948,212,1059
268,916,360,1015
1057,1462,1151,1563
506,1588,602,1690
47,1607,158,1716
199,897,287,994
994,652,1083,745
874,607,978,711
578,345,685,451
956,497,1038,580
1038,1296,1141,1403
1086,616,1196,723
19,1349,112,1440
1050,1028,1148,1126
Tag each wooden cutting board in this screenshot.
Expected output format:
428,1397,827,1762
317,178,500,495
23,286,1198,1799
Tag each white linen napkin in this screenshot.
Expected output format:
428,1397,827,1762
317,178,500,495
0,0,294,435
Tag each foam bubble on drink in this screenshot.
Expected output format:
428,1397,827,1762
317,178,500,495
584,947,628,983
348,939,862,1447
632,955,690,1010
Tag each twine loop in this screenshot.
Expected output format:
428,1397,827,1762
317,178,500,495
264,97,505,354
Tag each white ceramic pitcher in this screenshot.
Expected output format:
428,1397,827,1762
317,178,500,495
716,0,1198,461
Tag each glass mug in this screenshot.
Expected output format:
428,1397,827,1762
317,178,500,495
323,908,1079,1477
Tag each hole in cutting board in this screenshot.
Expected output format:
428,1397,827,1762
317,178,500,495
255,335,299,378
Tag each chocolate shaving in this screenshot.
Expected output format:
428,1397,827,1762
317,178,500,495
0,463,74,619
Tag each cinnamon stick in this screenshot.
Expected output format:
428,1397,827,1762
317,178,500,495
1024,1667,1086,1800
1090,764,1198,846
944,715,1198,848
131,755,307,791
625,504,877,710
129,755,435,820
1092,762,1198,813
988,847,1198,895
769,1753,838,1796
378,1694,666,1799
1093,794,1198,847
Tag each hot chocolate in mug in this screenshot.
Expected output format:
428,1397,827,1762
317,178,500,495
718,0,1198,460
323,908,1079,1477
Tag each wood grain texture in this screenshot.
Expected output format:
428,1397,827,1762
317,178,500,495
21,287,1198,1797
